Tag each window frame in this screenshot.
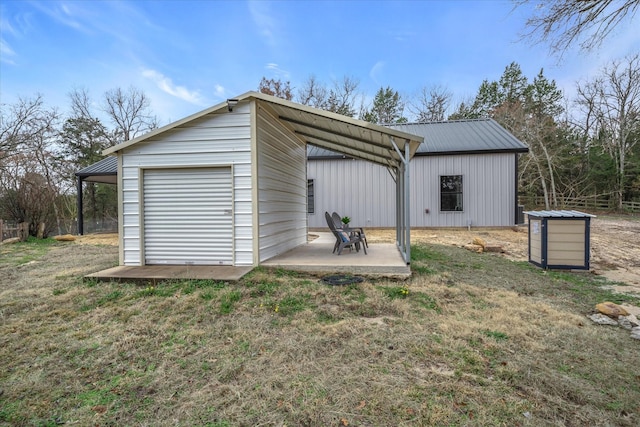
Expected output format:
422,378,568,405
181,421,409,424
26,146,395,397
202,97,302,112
307,179,315,214
440,175,463,212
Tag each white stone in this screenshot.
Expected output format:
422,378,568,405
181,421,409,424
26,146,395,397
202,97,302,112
618,316,636,330
587,313,619,326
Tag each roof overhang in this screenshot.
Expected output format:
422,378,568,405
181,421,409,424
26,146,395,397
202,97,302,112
75,156,117,184
103,91,423,169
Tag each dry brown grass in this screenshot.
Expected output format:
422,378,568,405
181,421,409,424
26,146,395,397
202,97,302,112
1,235,639,426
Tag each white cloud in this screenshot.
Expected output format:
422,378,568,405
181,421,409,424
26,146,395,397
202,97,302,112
214,84,226,98
0,38,16,64
369,61,385,85
265,63,290,79
142,69,205,105
390,29,416,42
30,1,88,33
248,1,277,47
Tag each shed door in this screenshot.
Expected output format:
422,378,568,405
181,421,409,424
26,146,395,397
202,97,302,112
143,167,233,265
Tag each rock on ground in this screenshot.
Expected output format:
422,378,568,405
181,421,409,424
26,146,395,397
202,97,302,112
587,313,619,326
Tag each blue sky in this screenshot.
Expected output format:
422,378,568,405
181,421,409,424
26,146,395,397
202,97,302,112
1,0,639,125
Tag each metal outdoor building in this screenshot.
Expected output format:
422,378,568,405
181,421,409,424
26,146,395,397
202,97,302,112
74,156,118,235
525,210,596,270
102,92,422,267
307,119,528,228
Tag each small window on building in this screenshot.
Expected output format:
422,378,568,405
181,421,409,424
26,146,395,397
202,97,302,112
307,179,315,214
440,175,463,211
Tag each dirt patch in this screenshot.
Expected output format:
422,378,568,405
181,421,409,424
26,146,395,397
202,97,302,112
366,216,640,296
589,217,640,293
74,233,118,246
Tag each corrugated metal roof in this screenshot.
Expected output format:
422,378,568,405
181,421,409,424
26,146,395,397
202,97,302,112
308,118,528,158
104,91,423,169
75,156,117,184
524,210,596,218
75,156,117,177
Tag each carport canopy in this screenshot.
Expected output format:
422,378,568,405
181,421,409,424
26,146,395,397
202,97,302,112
74,156,118,235
94,91,424,263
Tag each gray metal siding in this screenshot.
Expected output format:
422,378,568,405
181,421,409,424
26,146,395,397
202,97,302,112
307,152,516,228
120,103,253,266
412,154,515,227
256,104,308,261
143,168,233,265
307,159,396,228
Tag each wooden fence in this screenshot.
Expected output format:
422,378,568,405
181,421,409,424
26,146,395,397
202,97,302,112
521,196,640,213
0,220,29,242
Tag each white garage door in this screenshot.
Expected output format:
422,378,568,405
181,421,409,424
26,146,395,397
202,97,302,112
143,167,233,265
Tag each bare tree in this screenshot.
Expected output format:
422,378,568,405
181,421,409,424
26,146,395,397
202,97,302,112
0,95,50,160
103,86,157,142
325,76,360,117
297,75,328,108
297,75,360,117
258,77,293,100
0,96,68,235
410,85,453,122
515,0,639,55
575,53,640,209
69,87,95,121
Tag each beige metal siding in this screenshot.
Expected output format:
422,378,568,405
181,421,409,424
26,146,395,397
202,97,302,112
256,104,307,261
307,152,516,228
143,168,232,265
529,219,542,263
120,103,253,266
547,220,586,265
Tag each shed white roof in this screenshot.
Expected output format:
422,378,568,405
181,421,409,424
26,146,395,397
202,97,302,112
525,210,596,218
104,91,423,169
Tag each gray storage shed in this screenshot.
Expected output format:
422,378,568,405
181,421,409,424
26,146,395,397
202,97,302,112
525,210,596,270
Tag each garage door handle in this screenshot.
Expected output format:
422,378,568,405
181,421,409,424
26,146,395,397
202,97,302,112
223,209,233,215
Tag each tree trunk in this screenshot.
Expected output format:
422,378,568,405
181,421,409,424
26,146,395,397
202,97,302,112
538,141,558,208
529,149,550,209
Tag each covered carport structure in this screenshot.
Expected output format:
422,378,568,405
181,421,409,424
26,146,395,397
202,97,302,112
238,92,423,264
74,156,117,236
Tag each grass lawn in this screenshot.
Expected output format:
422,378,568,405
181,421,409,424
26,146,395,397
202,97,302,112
0,237,639,426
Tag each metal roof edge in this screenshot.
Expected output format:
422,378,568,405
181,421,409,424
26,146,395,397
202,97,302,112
103,91,423,156
102,96,239,155
414,147,529,157
75,170,117,178
246,91,424,145
524,210,596,218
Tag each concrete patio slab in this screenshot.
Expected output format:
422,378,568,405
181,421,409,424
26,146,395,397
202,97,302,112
85,232,410,282
261,232,411,278
86,265,253,283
